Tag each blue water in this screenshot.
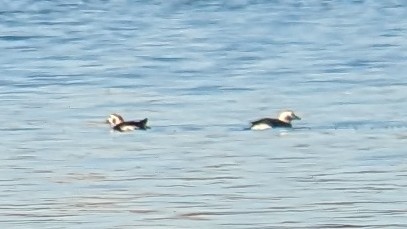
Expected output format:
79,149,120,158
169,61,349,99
1,1,407,228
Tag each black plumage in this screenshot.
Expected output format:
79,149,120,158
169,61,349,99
251,118,292,128
113,118,149,132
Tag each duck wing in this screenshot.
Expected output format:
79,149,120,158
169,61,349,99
251,118,292,128
112,118,149,131
125,118,149,130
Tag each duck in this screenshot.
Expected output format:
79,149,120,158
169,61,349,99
250,110,301,130
106,113,149,132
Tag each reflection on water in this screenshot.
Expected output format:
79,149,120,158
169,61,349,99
1,0,407,228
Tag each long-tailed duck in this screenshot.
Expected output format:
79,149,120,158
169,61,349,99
250,110,301,130
106,113,149,132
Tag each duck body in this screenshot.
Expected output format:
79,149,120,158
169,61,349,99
106,113,149,132
250,110,300,130
251,118,292,130
112,119,149,132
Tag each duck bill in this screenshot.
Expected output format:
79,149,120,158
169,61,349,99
293,114,301,120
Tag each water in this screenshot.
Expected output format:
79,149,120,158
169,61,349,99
1,1,407,228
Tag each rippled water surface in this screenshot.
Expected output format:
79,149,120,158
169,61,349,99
1,1,407,228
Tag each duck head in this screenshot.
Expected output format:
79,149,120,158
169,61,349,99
278,110,301,123
106,113,124,127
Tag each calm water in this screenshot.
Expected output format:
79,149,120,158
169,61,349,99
1,1,407,228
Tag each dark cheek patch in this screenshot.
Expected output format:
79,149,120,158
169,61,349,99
112,119,116,124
